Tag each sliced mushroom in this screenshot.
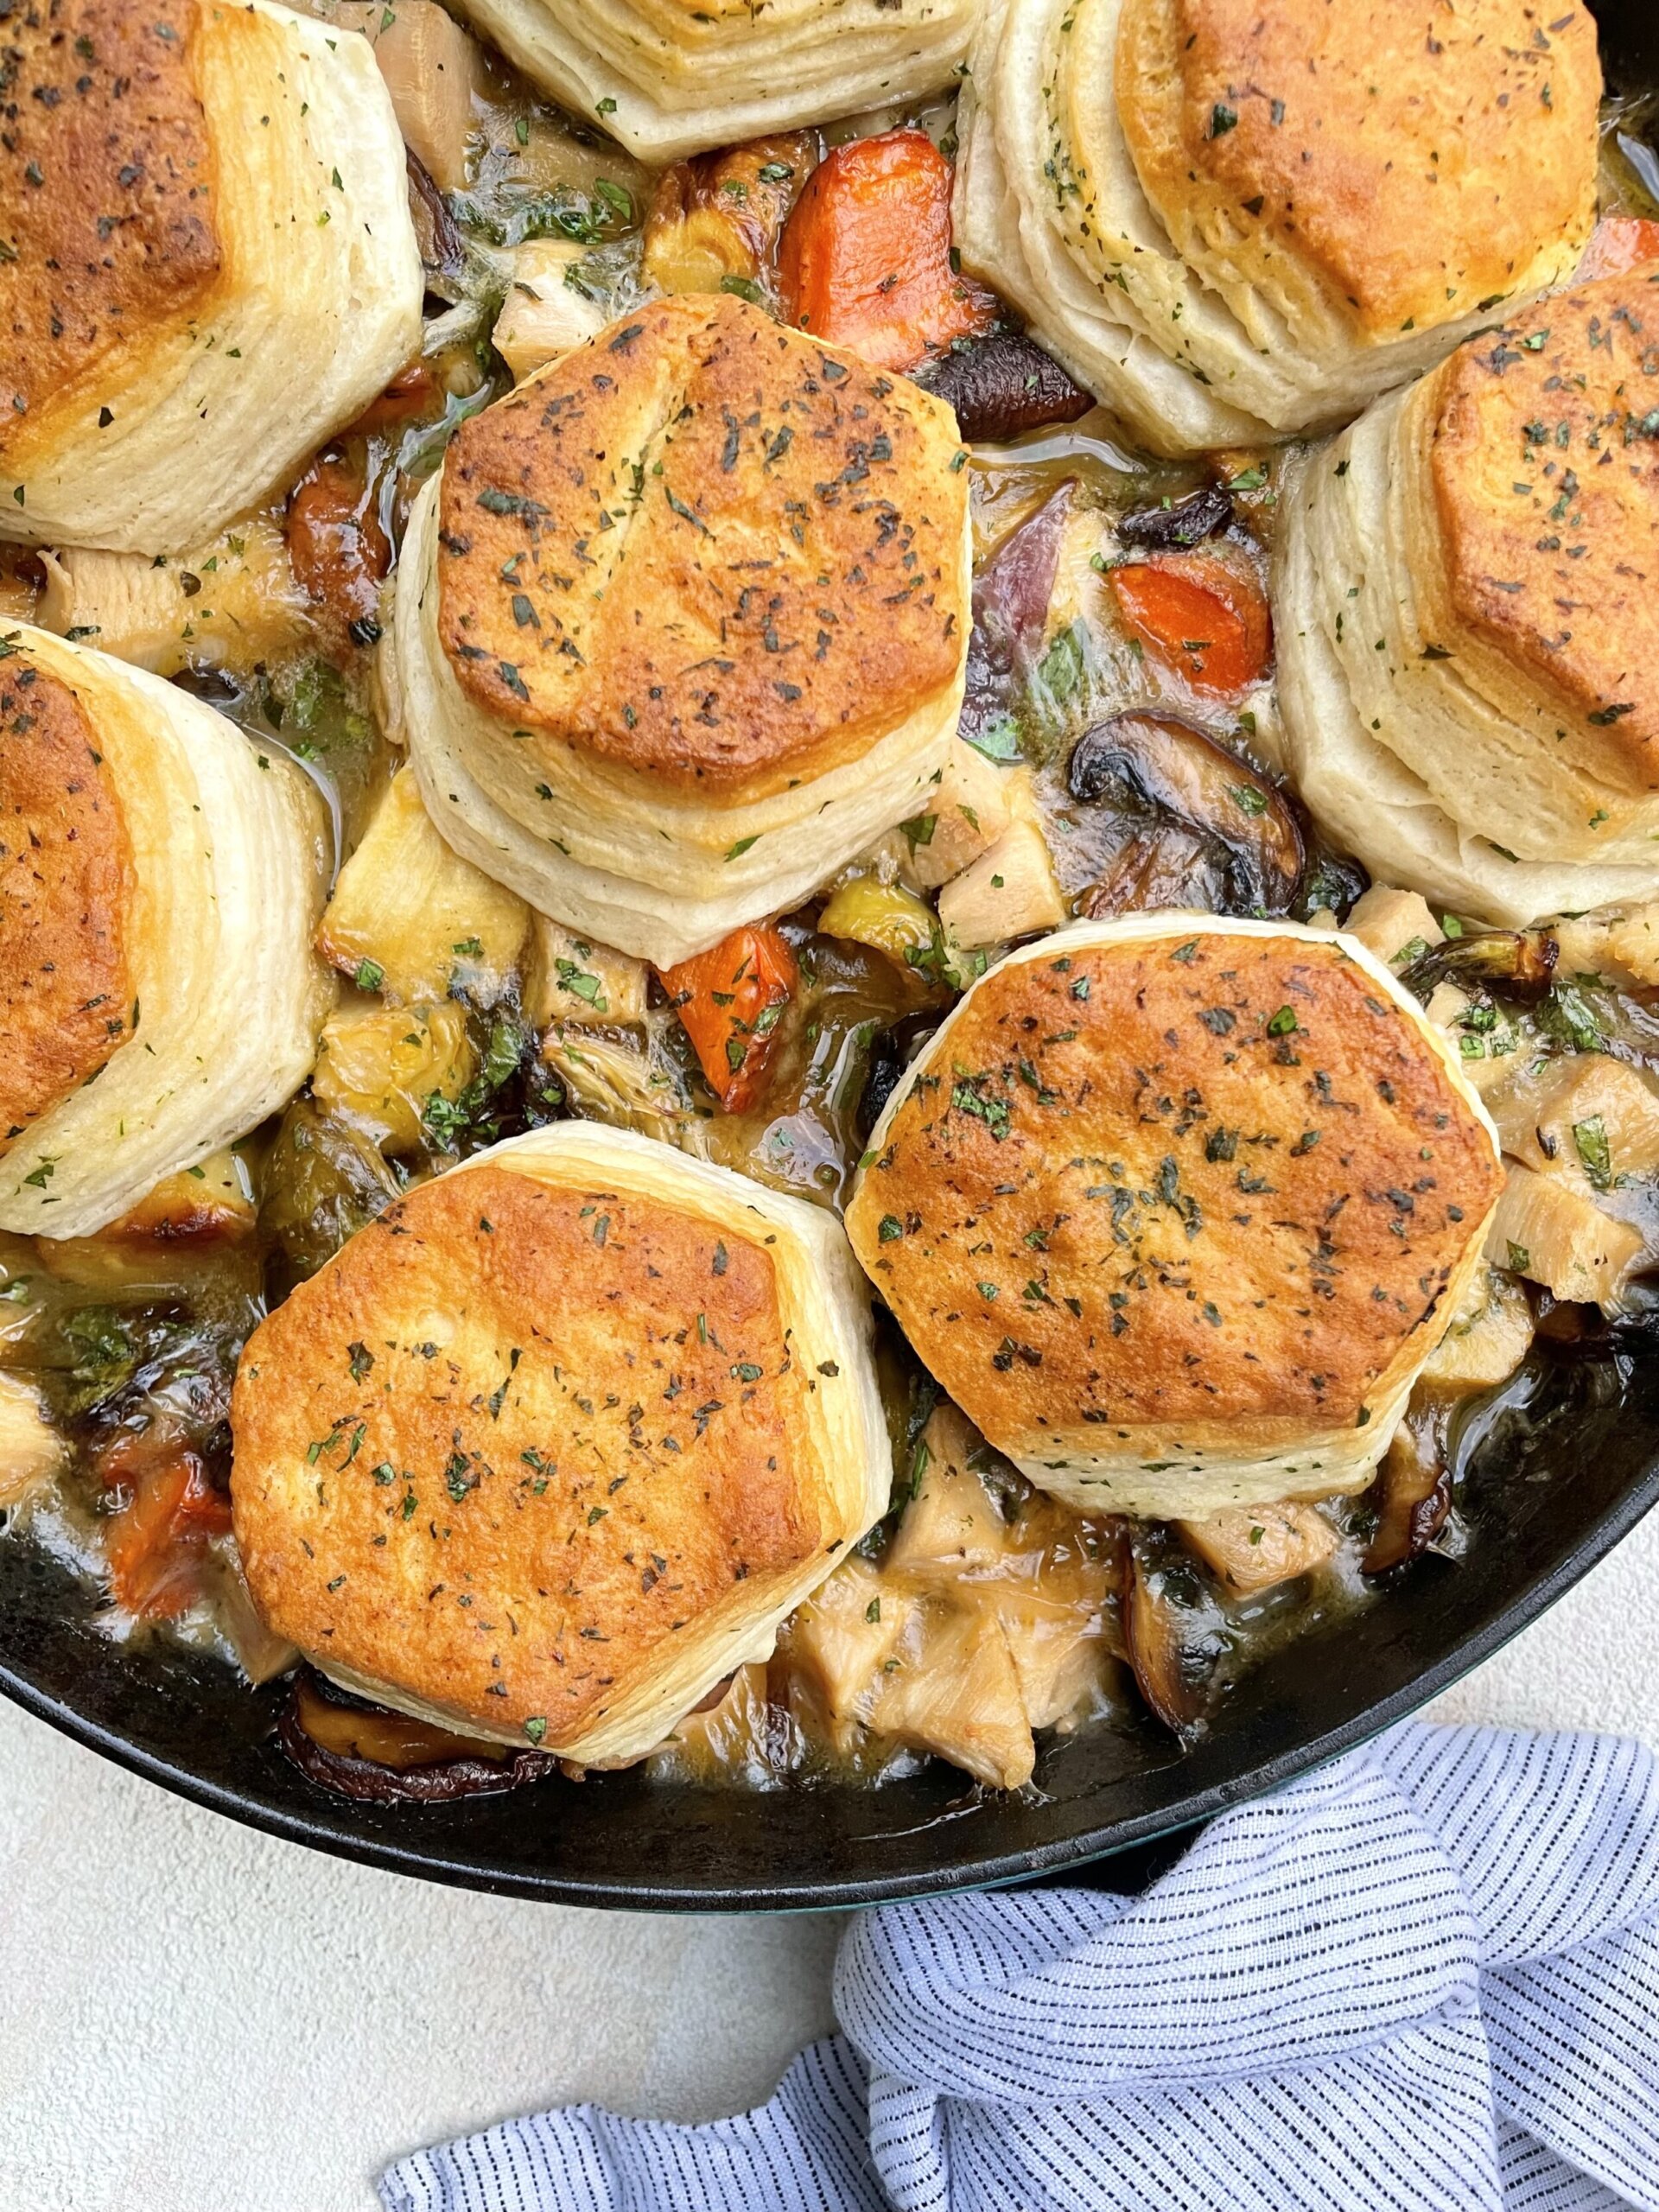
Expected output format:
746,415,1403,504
1081,823,1218,918
918,331,1094,444
1116,484,1235,551
1069,712,1303,918
1401,928,1558,1006
1361,1399,1452,1575
857,1012,940,1142
279,1674,558,1802
1125,1534,1224,1737
405,148,465,292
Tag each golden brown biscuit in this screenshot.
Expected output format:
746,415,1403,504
953,0,1599,452
0,0,422,554
231,1124,890,1762
1120,0,1601,340
847,916,1503,1516
0,658,133,1147
0,626,330,1239
437,295,965,797
1428,270,1659,761
1276,267,1659,918
0,2,218,435
399,295,971,967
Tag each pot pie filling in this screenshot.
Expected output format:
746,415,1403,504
1,0,1656,1801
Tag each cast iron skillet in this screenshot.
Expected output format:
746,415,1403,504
3,0,1656,1911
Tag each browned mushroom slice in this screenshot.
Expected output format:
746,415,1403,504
1116,484,1236,551
918,332,1094,444
1069,713,1303,917
1361,1399,1453,1576
1083,823,1222,918
1125,1535,1224,1737
279,1672,557,1802
405,148,464,289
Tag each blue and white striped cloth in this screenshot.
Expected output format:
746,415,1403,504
381,1724,1659,2212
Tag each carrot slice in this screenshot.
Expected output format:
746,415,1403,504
776,129,999,374
1573,215,1659,283
1109,553,1272,702
659,925,798,1113
104,1448,232,1618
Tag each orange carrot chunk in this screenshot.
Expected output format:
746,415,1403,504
1573,215,1659,282
776,129,999,374
1109,553,1272,702
659,925,798,1114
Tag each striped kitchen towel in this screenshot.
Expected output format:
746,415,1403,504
380,1723,1659,2212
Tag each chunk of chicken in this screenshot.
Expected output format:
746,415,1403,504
521,915,647,1030
903,741,1014,893
1344,886,1441,970
1421,1262,1534,1390
782,1559,919,1731
1177,1503,1338,1594
938,818,1067,950
492,242,607,382
867,1605,1035,1790
1549,904,1659,988
1484,1163,1643,1309
0,1373,64,1509
1485,1052,1659,1188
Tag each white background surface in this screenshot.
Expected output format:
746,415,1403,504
3,1508,1656,2212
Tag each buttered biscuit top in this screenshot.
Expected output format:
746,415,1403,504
848,918,1503,1518
0,0,422,554
953,0,1601,451
436,295,968,793
230,1126,890,1764
1276,263,1659,925
399,293,972,968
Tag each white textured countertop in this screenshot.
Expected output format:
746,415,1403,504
4,1507,1656,2212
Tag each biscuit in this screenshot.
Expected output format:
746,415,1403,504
398,295,971,967
0,0,422,553
231,1123,890,1762
847,915,1503,1516
0,627,329,1237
